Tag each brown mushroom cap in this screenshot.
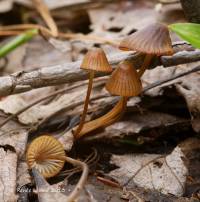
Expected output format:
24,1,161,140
81,47,112,72
106,61,142,97
26,135,65,178
119,23,173,56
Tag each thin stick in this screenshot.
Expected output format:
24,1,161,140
59,32,119,46
0,24,52,36
0,24,118,45
138,54,154,78
32,0,58,37
75,71,95,136
64,156,89,202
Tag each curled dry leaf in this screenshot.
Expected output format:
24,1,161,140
0,89,84,125
0,148,18,202
142,62,200,132
84,109,188,141
109,145,188,197
0,78,106,126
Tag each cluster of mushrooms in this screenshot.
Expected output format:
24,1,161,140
26,23,174,200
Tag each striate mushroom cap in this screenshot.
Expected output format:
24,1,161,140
106,60,142,97
119,23,173,56
26,135,65,178
81,47,112,72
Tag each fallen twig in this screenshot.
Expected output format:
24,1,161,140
0,64,199,129
0,45,199,96
0,24,118,46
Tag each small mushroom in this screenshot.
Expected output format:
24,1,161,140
119,23,173,77
74,48,112,136
26,135,89,201
75,60,142,139
26,135,65,178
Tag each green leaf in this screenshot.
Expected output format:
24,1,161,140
169,23,200,49
0,29,38,58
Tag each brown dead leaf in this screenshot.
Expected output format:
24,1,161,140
84,109,188,141
109,145,188,197
142,62,200,132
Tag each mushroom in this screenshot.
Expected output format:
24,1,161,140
74,47,112,136
119,23,173,77
75,60,142,139
26,135,89,201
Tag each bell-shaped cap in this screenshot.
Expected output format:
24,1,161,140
26,135,65,178
106,60,142,97
81,47,112,72
119,23,173,56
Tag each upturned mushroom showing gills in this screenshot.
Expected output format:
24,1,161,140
74,47,112,136
119,23,173,77
26,135,89,201
75,60,142,139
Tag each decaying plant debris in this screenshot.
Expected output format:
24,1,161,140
0,0,200,202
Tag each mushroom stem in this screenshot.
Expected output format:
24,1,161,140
75,96,128,139
64,156,89,202
138,54,154,78
75,70,95,136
